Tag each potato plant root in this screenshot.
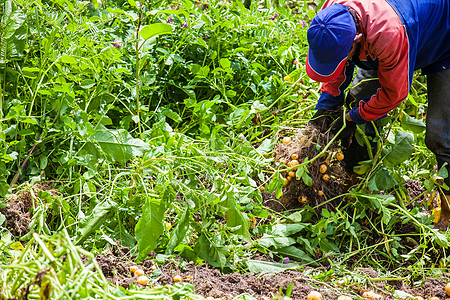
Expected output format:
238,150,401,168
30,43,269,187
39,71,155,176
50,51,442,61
274,124,353,210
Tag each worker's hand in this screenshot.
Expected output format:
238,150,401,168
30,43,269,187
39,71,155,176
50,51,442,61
329,113,357,148
308,109,341,132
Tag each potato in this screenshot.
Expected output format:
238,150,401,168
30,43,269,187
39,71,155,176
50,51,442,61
134,269,145,277
446,282,450,296
307,291,322,300
362,291,382,299
319,164,327,174
291,154,299,160
298,195,308,204
173,275,182,282
287,160,299,168
137,275,149,285
337,296,352,300
318,190,324,196
322,174,330,182
336,152,344,161
282,136,292,144
288,171,296,178
130,266,139,274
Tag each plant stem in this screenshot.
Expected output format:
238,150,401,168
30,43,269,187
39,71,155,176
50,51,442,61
135,0,143,139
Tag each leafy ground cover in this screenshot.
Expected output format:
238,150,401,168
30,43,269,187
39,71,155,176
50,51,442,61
1,0,450,299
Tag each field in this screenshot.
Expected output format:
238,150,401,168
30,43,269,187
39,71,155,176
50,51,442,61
1,0,449,299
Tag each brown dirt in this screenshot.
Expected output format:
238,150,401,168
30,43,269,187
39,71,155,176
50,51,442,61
272,125,353,212
0,182,59,237
93,248,450,300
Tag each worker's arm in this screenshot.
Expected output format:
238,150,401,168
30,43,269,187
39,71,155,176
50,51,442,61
315,60,356,111
348,27,410,124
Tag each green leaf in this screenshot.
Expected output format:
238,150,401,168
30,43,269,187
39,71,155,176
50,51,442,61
271,223,305,236
75,199,116,245
161,108,182,123
156,9,190,20
256,234,296,249
194,233,228,268
268,171,284,199
0,2,26,62
276,245,318,266
296,166,313,186
92,125,149,164
432,231,450,247
219,58,231,69
400,115,426,134
223,191,250,239
383,131,415,167
1,2,26,39
0,213,5,226
135,197,166,261
139,23,173,40
353,159,373,175
368,167,398,191
60,55,78,64
166,207,190,255
256,139,273,154
246,260,298,274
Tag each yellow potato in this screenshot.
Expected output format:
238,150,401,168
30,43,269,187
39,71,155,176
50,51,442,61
446,282,450,296
282,136,292,144
137,275,149,285
362,291,382,299
298,195,308,204
307,291,322,300
173,275,182,283
319,164,327,174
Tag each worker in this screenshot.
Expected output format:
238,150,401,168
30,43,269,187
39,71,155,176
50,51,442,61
305,0,450,230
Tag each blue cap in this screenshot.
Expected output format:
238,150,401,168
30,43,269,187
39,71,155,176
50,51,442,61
306,4,356,82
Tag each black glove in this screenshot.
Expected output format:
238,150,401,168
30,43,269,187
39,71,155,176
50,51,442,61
308,109,341,133
329,114,357,149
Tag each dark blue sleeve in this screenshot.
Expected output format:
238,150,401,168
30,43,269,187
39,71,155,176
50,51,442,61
349,96,387,125
315,61,355,111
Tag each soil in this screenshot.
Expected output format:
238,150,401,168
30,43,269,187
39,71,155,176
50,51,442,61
0,182,59,237
95,245,450,300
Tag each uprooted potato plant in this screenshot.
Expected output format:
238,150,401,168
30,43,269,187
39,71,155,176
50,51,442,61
273,124,353,210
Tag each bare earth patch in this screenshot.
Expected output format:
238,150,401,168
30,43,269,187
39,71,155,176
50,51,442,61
95,246,450,300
